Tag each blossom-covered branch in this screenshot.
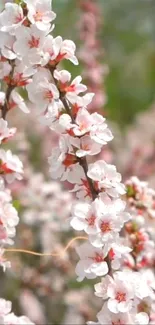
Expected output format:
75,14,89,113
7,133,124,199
0,2,34,323
0,0,154,324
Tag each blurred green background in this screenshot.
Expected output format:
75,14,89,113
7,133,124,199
53,0,155,128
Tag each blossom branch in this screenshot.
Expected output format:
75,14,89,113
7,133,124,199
0,1,154,324
50,66,98,201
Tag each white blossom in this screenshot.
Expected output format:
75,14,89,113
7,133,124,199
75,242,109,281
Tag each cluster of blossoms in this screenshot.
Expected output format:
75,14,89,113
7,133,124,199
0,0,155,324
0,121,34,323
77,0,108,114
125,177,155,270
0,1,35,323
19,171,73,250
0,118,23,271
112,104,155,182
0,298,34,325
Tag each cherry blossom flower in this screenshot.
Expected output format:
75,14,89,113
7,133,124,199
0,299,34,325
0,201,19,244
106,275,134,313
3,313,34,325
26,68,59,113
75,242,109,281
48,134,85,183
0,32,16,60
70,199,99,234
71,92,95,116
9,89,30,113
0,60,11,78
134,312,149,325
10,61,36,87
89,198,130,247
40,100,65,131
52,37,78,65
88,160,126,198
43,35,78,65
97,303,149,325
94,275,113,299
108,240,132,270
90,113,113,145
0,3,24,34
70,135,102,157
53,69,87,102
24,0,56,31
0,118,16,143
13,25,48,63
0,298,11,316
0,149,23,183
71,108,113,145
97,304,131,325
0,248,11,271
0,91,6,106
48,144,85,184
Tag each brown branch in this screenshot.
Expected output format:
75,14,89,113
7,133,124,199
1,85,15,120
1,61,15,120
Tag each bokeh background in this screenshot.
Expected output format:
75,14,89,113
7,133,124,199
54,0,155,127
1,0,155,324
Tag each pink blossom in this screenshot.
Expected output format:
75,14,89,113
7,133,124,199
88,160,126,197
0,3,24,34
24,0,56,31
0,149,23,183
75,242,109,281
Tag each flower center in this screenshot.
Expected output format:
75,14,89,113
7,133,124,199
86,214,96,226
44,90,54,101
0,163,13,174
82,143,89,151
34,11,43,22
78,122,89,132
28,36,40,49
115,292,126,303
112,320,123,325
13,73,28,87
15,14,23,24
92,253,104,263
59,82,75,93
100,221,111,233
63,154,76,167
65,84,75,93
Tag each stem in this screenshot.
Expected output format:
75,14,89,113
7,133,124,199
5,236,88,257
1,61,15,120
2,85,15,120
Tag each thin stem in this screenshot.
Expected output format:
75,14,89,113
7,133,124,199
5,236,88,257
2,85,15,119
1,61,15,120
